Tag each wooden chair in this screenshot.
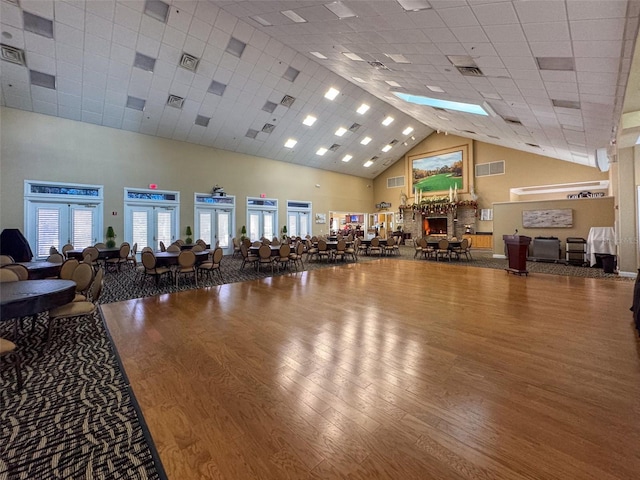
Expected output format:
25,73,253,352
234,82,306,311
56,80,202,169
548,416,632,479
190,244,204,253
72,262,95,302
384,236,396,256
106,243,130,271
141,251,172,286
61,243,74,259
452,238,471,261
167,244,181,253
0,337,22,391
305,239,318,262
369,237,382,256
436,239,451,261
317,239,330,262
2,264,29,281
345,239,357,262
274,243,291,271
59,258,80,280
333,239,347,262
82,246,100,271
175,250,197,288
46,253,64,264
289,241,305,270
198,247,223,282
0,255,15,266
47,268,104,344
257,245,275,273
232,237,241,258
240,244,258,270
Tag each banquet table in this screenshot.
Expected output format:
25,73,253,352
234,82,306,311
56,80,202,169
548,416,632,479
1,279,76,322
17,261,63,279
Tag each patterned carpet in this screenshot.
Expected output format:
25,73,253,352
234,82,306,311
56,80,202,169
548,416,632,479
1,246,629,478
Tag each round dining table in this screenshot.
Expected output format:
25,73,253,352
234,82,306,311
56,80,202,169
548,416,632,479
0,279,76,322
154,250,210,266
18,261,63,279
66,248,121,260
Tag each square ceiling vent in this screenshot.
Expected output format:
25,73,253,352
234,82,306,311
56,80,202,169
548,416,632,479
246,128,259,139
144,0,170,23
179,52,199,72
194,115,210,127
1,44,26,66
280,95,296,107
262,123,275,133
167,94,184,109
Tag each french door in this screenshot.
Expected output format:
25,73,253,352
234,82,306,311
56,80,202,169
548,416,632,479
27,202,98,259
196,207,232,253
125,205,177,251
287,211,310,238
248,210,276,242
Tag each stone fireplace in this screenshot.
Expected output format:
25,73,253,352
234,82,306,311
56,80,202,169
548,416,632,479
399,205,477,242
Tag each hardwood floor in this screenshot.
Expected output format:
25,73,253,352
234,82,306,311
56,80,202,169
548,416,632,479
101,259,640,480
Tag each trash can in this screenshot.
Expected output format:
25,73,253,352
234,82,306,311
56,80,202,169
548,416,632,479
598,254,617,273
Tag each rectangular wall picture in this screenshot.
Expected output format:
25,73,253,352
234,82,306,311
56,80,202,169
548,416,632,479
408,145,469,196
522,209,573,228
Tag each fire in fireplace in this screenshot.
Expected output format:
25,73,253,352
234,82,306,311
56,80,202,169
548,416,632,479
424,217,447,235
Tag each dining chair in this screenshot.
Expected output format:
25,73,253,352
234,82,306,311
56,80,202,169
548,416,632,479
240,244,259,270
384,236,396,256
333,239,347,262
357,238,368,257
0,255,15,266
288,242,305,270
61,243,74,259
141,251,172,286
175,239,185,246
198,247,224,282
46,253,64,264
274,244,291,271
159,241,167,252
452,238,471,261
190,244,204,252
436,239,451,261
0,337,22,391
47,268,104,344
257,244,275,273
345,239,357,262
0,268,19,282
175,250,197,288
317,239,330,262
196,239,207,249
232,237,241,257
127,242,138,267
2,264,29,281
242,238,252,248
166,244,180,253
369,237,382,256
72,262,95,302
59,258,80,280
82,246,100,271
49,246,61,256
305,239,318,262
106,243,130,271
94,242,106,248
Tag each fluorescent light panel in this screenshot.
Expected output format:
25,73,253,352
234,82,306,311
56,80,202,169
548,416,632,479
402,127,414,135
360,136,372,145
281,10,307,23
385,53,410,64
385,80,402,87
302,115,317,126
356,103,370,114
284,138,297,148
426,85,445,93
397,0,432,11
536,57,575,71
324,1,357,18
363,160,374,167
342,154,352,162
324,87,340,100
335,127,347,136
310,51,328,59
352,77,366,83
316,147,328,156
343,52,364,61
393,92,490,116
382,116,394,126
251,15,272,26
382,145,392,152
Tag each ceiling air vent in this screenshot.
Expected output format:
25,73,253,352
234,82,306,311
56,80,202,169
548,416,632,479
144,0,170,23
246,129,259,139
503,117,522,126
126,96,146,111
456,66,484,77
329,144,341,152
179,52,199,72
525,143,541,149
167,94,184,109
262,101,277,113
134,52,156,72
389,139,398,145
194,115,210,127
262,123,275,133
368,60,389,70
349,122,361,132
280,95,296,107
1,44,26,66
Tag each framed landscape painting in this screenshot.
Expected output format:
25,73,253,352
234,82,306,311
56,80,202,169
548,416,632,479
409,145,469,196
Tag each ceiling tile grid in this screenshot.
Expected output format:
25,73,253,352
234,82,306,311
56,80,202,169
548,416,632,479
1,0,639,176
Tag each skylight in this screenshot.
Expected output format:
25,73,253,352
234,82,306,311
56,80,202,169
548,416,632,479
316,147,328,156
384,53,410,64
324,87,340,100
302,115,317,126
360,136,372,145
397,0,432,11
402,127,414,135
356,103,370,114
382,116,394,126
393,92,490,116
342,154,352,162
335,127,347,136
284,139,297,148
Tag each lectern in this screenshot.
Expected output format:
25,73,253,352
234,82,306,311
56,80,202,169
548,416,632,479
503,235,531,276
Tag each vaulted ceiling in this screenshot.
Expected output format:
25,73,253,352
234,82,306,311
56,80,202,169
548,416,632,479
1,0,638,179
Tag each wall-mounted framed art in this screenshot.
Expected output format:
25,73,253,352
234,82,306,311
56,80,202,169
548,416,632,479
408,145,469,197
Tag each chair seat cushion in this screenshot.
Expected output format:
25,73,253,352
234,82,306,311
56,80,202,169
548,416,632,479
0,338,17,354
50,301,95,318
73,293,87,302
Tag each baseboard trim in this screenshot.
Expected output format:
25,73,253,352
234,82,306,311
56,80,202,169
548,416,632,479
618,270,637,278
493,254,506,259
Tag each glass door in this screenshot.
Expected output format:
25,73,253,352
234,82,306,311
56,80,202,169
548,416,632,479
125,205,177,250
195,207,232,253
287,211,310,238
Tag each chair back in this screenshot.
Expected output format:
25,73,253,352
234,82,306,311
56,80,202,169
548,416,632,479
175,239,185,246
240,244,249,259
438,239,449,250
119,243,130,259
212,247,224,264
141,251,157,270
159,241,166,252
297,242,304,256
318,239,327,251
386,237,395,246
178,250,196,268
72,262,94,293
243,238,251,248
90,268,104,302
49,246,60,255
419,237,428,248
258,245,272,259
62,243,74,258
0,268,19,282
82,246,99,262
0,255,15,266
336,239,346,252
131,243,138,255
191,244,204,252
141,246,153,254
94,242,106,248
371,237,380,247
460,238,469,250
2,264,28,280
59,258,80,280
167,244,180,253
279,244,290,257
196,239,207,248
47,253,64,263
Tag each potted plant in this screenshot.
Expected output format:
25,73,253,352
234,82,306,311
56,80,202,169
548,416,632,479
105,226,116,248
185,226,193,244
240,225,247,242
282,225,287,239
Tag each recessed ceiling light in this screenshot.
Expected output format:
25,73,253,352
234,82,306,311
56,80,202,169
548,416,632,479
342,154,352,162
284,138,297,148
316,147,328,156
23,11,54,38
310,51,328,59
262,101,277,113
342,52,364,61
251,15,272,26
536,57,575,72
394,92,490,116
552,99,581,109
382,116,394,126
283,66,300,82
126,95,146,111
246,129,259,139
352,77,366,83
325,1,357,19
225,37,246,58
281,10,307,23
363,160,374,167
303,115,317,126
360,136,372,145
324,87,340,100
356,103,370,114
384,53,410,64
385,80,402,87
194,115,210,127
426,85,445,93
397,0,432,11
335,127,347,136
382,145,392,152
402,127,414,135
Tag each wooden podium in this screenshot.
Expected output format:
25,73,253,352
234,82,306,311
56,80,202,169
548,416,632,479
503,235,531,276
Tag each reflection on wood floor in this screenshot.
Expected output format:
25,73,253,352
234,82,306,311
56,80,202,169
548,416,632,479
101,258,640,480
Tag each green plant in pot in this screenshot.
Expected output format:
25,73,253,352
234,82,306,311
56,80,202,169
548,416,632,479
282,225,287,239
240,225,247,242
185,226,193,244
105,226,116,248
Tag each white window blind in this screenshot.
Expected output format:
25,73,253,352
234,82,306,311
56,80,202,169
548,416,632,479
199,212,212,246
37,208,59,257
157,211,172,247
288,214,297,237
299,213,309,237
217,212,230,248
132,211,148,249
72,209,93,249
263,212,274,239
249,213,260,241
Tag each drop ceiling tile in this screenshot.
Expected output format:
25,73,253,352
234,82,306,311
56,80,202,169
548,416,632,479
194,1,220,26
158,42,181,64
167,5,194,33
514,0,567,24
113,24,139,48
56,76,81,95
575,57,620,73
437,6,479,28
424,27,458,43
86,12,113,41
85,33,112,58
82,96,104,114
452,26,490,43
27,51,56,74
139,14,165,42
58,104,82,121
24,31,55,56
189,17,213,42
31,83,57,103
163,25,187,49
573,40,623,58
0,2,24,29
529,42,573,57
32,98,58,115
54,43,82,67
540,70,576,83
108,60,131,81
4,94,33,110
567,0,628,20
84,54,109,74
54,22,82,47
83,69,107,90
114,2,142,31
471,2,519,25
570,18,626,41
522,22,570,43
214,8,238,35
22,0,54,19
